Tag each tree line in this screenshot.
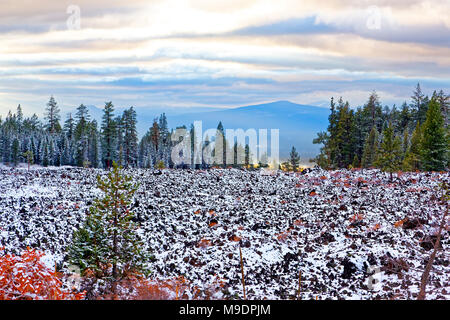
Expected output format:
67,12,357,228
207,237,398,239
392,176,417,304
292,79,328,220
312,84,449,174
0,98,254,169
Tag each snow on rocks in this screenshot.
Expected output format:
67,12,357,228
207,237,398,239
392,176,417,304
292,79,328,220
0,166,448,300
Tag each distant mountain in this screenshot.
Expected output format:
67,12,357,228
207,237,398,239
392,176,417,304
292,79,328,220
68,101,329,160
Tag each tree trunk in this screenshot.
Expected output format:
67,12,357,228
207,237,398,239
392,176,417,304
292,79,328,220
417,204,447,299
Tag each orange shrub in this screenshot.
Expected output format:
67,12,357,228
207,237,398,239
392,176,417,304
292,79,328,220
0,247,85,300
98,275,225,300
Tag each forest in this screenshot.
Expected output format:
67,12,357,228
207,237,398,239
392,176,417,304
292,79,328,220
312,84,449,173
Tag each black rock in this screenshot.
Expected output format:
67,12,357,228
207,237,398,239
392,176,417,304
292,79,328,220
342,258,357,279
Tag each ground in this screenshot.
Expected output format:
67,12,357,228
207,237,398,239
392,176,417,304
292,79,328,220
0,165,448,299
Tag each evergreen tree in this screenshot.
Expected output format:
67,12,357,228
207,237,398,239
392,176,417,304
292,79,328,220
74,108,89,167
68,162,149,280
334,101,355,168
23,150,33,170
435,89,449,127
289,146,300,172
11,138,20,167
403,122,423,171
399,102,411,132
42,141,49,167
158,113,170,168
122,107,138,168
410,83,428,124
402,129,409,159
215,121,227,167
45,96,61,134
364,91,383,133
361,126,379,168
88,120,101,168
351,154,360,168
421,99,448,171
64,113,75,141
16,105,23,134
101,102,117,169
375,123,403,179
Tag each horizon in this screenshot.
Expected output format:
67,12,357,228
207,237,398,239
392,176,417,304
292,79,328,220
1,1,449,117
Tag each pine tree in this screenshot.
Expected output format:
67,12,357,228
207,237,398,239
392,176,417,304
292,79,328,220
158,113,170,168
289,146,300,172
334,102,355,168
88,120,100,168
45,96,61,134
364,92,383,133
11,138,20,167
68,162,149,280
23,150,34,170
122,107,138,168
351,154,360,168
421,99,448,171
402,129,409,160
361,126,379,168
375,123,403,179
215,121,226,167
16,105,23,134
399,102,410,132
42,141,49,167
353,108,366,161
403,122,422,171
64,113,75,141
435,89,449,127
101,102,117,169
327,97,339,164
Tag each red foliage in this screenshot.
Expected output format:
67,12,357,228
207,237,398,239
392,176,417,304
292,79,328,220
0,247,85,300
229,235,242,242
197,239,212,248
394,218,407,228
98,275,225,300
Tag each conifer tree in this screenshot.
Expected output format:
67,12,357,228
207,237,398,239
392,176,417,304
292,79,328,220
403,122,422,171
64,113,75,141
351,154,360,168
289,146,301,172
215,121,227,167
23,150,34,170
335,102,355,168
402,129,410,160
42,141,49,167
399,102,411,132
68,162,149,280
11,138,20,167
45,96,61,134
101,102,117,169
375,123,403,179
88,120,100,168
435,89,449,127
122,107,138,168
361,126,379,168
421,99,448,171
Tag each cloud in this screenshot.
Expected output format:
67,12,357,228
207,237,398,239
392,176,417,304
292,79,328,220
0,0,449,118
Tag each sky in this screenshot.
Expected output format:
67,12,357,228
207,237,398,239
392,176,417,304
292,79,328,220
0,0,450,118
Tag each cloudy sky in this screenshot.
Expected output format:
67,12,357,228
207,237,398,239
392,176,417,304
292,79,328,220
0,0,449,117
